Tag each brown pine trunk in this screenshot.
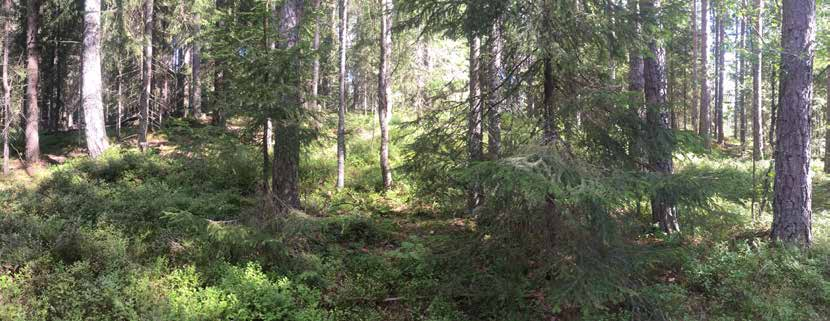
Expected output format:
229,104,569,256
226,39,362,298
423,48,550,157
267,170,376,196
139,0,153,151
691,0,699,132
191,13,202,119
25,0,41,164
716,1,725,144
377,0,393,190
467,35,483,212
771,0,815,246
272,0,304,212
2,0,11,174
739,5,747,147
82,0,110,158
699,0,711,149
485,20,502,159
542,57,557,145
336,0,348,189
751,0,763,160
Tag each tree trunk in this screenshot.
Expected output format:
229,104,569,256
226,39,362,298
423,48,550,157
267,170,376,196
739,4,747,147
771,0,815,246
641,0,678,233
82,0,110,158
699,0,711,149
542,57,557,145
467,35,483,212
139,0,153,151
485,20,502,159
116,65,123,142
751,0,763,160
336,0,348,189
272,0,304,211
377,0,393,190
825,71,830,174
191,13,202,119
25,0,41,165
716,1,725,144
310,0,322,111
2,0,11,174
691,0,699,132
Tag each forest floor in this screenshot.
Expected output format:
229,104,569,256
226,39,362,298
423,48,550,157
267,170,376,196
1,116,830,320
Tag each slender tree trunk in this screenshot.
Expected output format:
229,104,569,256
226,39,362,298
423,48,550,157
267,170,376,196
641,0,678,233
2,0,11,174
771,0,815,246
82,0,110,158
699,0,711,149
542,57,557,145
751,0,763,160
716,1,725,144
310,0,322,111
825,70,830,174
336,0,348,189
739,5,747,147
139,0,153,151
467,35,483,212
272,0,304,211
25,0,41,164
691,0,699,132
377,0,393,190
485,20,502,159
734,13,742,141
116,65,123,141
191,13,202,119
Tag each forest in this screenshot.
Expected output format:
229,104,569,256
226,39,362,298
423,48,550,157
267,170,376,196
0,0,828,319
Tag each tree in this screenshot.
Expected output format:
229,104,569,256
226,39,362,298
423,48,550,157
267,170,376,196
699,0,711,150
377,0,393,190
82,0,110,158
738,2,747,147
467,35,483,212
825,70,830,174
336,0,348,189
310,0,322,111
641,0,677,233
771,0,815,246
715,0,725,144
191,11,202,119
139,0,153,151
690,0,698,132
2,0,10,174
272,0,305,211
751,0,763,160
25,0,41,165
485,19,501,159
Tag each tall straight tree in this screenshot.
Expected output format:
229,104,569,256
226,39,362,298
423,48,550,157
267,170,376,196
485,19,502,158
825,70,830,174
628,0,644,99
191,12,202,118
336,0,348,189
691,0,698,132
310,0,322,111
82,0,110,158
467,35,483,211
751,0,763,160
2,0,10,174
738,4,747,147
715,0,725,144
641,0,678,233
25,0,41,164
699,0,711,149
272,0,304,211
771,0,815,246
139,0,153,151
377,0,393,190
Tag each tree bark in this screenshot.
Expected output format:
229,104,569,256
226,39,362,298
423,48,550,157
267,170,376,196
467,35,483,212
641,0,678,233
191,13,202,119
691,0,699,132
272,0,304,211
2,0,11,174
485,20,502,159
377,0,393,190
336,0,348,189
699,0,711,149
82,0,110,158
825,70,830,174
25,0,41,164
751,0,763,160
139,0,153,151
739,4,747,147
715,0,725,144
771,0,815,246
310,0,322,111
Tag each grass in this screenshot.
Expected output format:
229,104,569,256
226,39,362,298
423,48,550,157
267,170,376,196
0,115,829,320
